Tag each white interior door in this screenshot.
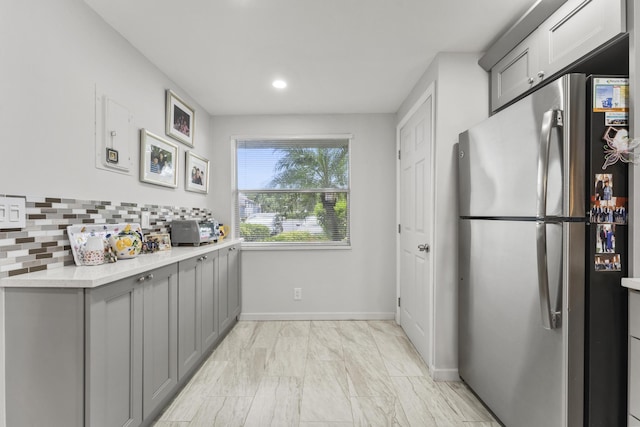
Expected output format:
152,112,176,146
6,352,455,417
398,92,433,366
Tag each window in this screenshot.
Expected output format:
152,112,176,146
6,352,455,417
235,137,351,247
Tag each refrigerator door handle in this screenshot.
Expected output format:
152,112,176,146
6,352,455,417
536,221,561,330
536,109,563,219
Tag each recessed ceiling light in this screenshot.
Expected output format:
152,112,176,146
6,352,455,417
272,79,287,89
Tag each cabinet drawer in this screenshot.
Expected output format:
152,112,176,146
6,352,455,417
630,291,640,338
630,338,640,420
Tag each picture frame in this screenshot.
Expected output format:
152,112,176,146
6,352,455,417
145,233,172,251
166,89,195,147
140,129,179,188
185,151,210,194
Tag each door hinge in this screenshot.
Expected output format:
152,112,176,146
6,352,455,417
398,224,401,234
398,297,401,307
398,150,401,160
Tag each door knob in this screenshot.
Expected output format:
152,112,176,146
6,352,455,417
418,244,430,252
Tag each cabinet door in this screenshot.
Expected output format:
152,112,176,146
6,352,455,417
178,256,202,379
142,263,178,419
228,245,241,319
491,35,538,111
218,247,231,332
631,337,640,420
538,0,625,78
201,251,219,351
86,276,143,427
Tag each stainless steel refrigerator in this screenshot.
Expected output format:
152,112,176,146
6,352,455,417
458,73,628,427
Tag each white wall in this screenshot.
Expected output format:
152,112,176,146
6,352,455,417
1,2,219,425
1,0,216,209
212,114,397,319
396,53,489,380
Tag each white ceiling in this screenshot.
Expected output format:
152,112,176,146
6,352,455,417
84,0,535,116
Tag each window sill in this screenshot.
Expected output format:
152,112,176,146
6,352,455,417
240,243,351,251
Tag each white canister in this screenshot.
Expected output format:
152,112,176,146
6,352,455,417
83,236,105,265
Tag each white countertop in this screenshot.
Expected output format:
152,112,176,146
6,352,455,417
622,278,640,291
0,239,241,289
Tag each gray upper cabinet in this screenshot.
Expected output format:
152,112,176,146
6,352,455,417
141,263,178,420
177,255,203,379
491,37,539,112
86,274,144,427
491,0,626,112
538,0,625,79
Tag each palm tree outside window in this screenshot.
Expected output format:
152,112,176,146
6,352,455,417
235,137,350,246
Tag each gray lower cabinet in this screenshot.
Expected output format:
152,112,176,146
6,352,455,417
85,272,144,427
141,264,178,419
3,243,240,427
201,251,220,349
177,249,221,379
177,255,203,379
227,244,241,320
630,290,640,422
219,244,241,332
86,263,178,427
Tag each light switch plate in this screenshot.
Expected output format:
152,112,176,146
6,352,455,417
0,196,26,229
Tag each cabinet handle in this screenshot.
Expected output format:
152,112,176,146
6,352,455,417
137,276,146,283
202,255,208,260
537,71,545,79
528,77,535,84
146,274,154,280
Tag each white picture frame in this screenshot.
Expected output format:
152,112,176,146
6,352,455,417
140,129,179,188
166,89,195,147
185,151,210,194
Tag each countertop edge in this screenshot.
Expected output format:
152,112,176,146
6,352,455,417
0,239,241,289
622,278,640,291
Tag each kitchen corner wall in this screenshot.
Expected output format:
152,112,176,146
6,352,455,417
396,53,489,380
212,114,397,319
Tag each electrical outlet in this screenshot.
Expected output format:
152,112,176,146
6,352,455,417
294,288,302,301
0,196,26,229
141,211,151,228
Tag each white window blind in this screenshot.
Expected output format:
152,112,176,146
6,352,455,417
236,137,350,246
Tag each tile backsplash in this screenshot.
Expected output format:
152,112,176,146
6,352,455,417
0,194,216,278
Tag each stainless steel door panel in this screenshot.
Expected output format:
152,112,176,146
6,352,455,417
459,74,586,219
459,219,565,427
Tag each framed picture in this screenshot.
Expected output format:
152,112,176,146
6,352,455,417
140,129,179,188
166,89,195,147
145,233,172,251
185,151,210,194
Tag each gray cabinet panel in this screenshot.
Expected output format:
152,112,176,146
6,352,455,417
142,263,178,419
218,247,231,332
538,0,625,78
5,288,84,427
86,275,143,427
491,37,538,111
228,245,241,319
201,251,219,350
178,256,202,379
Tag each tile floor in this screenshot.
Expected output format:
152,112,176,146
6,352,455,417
153,320,500,427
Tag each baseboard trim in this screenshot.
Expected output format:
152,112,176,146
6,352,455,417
430,367,460,382
238,312,396,321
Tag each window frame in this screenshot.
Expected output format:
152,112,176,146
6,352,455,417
232,134,353,250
